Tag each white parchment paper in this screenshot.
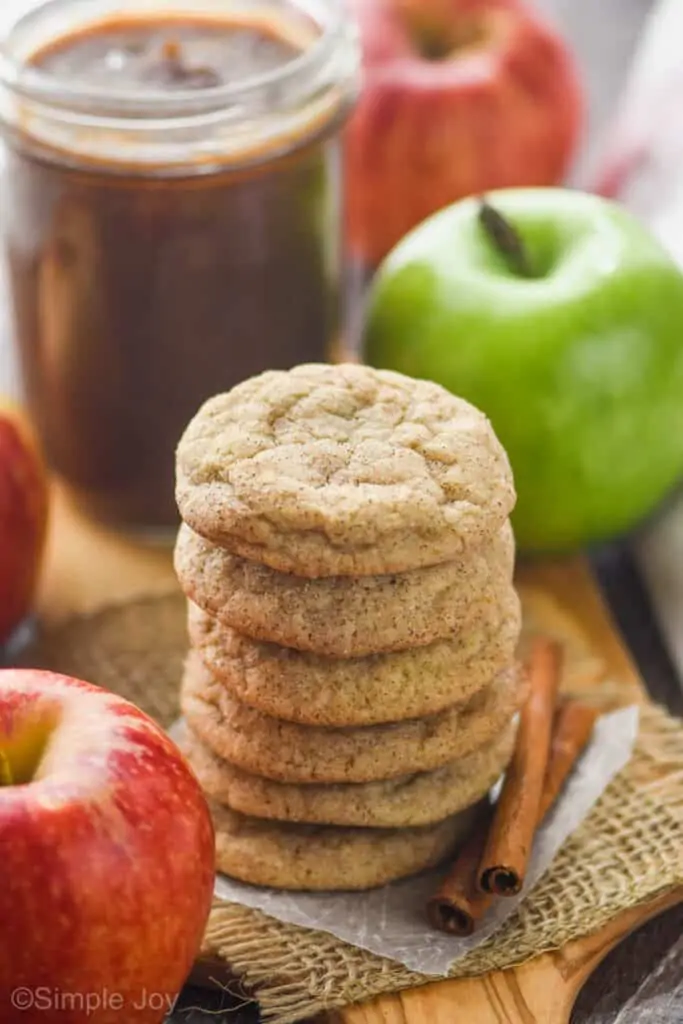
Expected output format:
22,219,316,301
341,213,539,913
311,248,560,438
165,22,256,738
206,705,639,976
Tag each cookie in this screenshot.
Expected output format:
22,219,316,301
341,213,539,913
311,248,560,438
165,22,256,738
176,363,515,577
212,803,478,890
187,591,521,726
182,721,515,827
181,654,522,783
175,520,516,657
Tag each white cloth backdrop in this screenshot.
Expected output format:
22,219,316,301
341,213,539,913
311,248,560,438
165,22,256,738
590,0,683,687
0,0,680,686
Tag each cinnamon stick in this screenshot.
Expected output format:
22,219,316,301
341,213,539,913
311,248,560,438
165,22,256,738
426,810,491,936
427,692,599,935
537,700,599,821
478,638,562,896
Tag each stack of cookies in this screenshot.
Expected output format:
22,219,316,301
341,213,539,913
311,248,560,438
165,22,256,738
174,363,523,892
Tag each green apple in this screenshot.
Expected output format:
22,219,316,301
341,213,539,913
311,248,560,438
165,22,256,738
363,187,683,553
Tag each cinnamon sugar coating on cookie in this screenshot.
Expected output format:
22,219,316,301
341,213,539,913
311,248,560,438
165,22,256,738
176,364,515,576
181,654,523,784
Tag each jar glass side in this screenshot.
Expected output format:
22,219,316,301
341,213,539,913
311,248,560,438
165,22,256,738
0,0,360,534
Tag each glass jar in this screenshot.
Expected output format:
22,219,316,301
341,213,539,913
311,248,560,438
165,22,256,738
0,0,360,535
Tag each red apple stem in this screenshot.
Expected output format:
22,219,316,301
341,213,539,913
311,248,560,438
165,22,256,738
0,749,13,786
478,197,534,278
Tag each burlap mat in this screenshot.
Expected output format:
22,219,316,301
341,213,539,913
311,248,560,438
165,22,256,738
13,591,683,1024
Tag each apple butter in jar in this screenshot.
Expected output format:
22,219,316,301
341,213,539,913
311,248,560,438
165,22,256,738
0,0,359,533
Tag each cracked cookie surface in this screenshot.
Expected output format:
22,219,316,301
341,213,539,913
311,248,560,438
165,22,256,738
187,590,521,726
176,364,515,576
182,722,515,828
181,653,522,784
212,803,477,890
176,520,516,657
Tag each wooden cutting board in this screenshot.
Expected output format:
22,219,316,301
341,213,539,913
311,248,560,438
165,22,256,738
38,483,683,1024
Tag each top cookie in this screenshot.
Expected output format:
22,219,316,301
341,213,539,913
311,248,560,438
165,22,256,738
176,364,515,577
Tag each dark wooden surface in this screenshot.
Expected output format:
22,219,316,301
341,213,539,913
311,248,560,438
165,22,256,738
572,545,683,1023
167,542,683,1024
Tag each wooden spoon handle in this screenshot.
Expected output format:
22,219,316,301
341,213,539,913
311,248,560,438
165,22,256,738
325,888,683,1024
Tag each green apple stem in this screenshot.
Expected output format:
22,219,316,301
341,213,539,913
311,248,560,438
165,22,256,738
0,749,13,787
478,198,534,278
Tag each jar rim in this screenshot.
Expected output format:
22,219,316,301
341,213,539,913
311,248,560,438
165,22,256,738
0,0,352,120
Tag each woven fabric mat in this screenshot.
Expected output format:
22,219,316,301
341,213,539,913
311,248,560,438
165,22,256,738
13,591,683,1024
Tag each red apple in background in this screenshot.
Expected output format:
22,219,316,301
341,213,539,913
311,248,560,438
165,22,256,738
345,0,584,266
0,402,49,644
0,670,215,1024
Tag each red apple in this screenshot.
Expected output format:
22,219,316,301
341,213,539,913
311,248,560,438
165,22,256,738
0,401,49,644
0,669,215,1024
345,0,584,265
